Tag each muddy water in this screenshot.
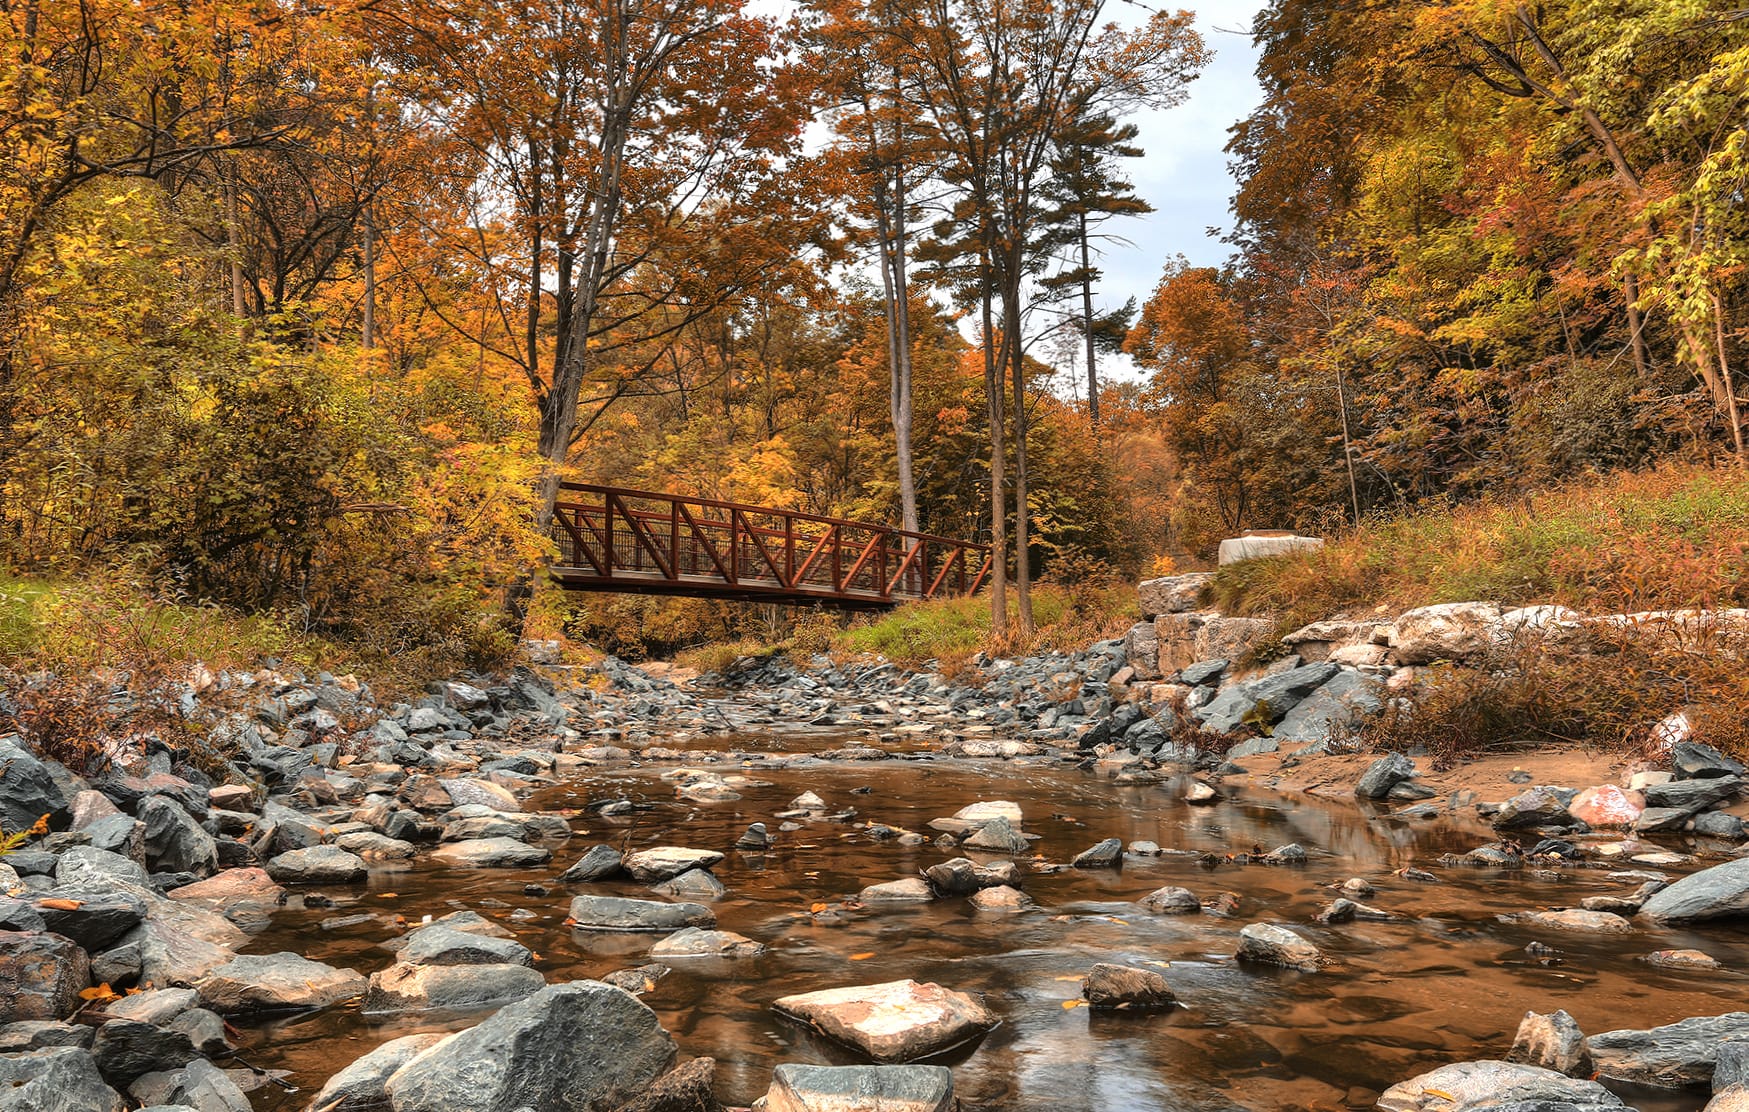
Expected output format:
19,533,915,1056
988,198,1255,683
241,731,1749,1111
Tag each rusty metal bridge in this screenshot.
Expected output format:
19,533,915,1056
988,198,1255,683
548,484,991,609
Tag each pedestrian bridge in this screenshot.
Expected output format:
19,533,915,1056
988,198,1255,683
548,484,991,609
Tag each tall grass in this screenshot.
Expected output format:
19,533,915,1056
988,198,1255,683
838,582,1140,669
1210,463,1749,629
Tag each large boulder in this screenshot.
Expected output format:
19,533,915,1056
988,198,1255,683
137,797,218,877
1236,923,1321,971
31,887,147,951
304,1032,448,1112
758,1064,953,1112
128,1058,249,1112
383,981,677,1112
1639,858,1749,924
1585,1012,1749,1087
622,848,724,883
399,925,532,968
196,952,365,1013
1137,573,1214,618
771,980,997,1063
1216,534,1323,565
1121,622,1162,681
0,738,71,832
1081,964,1175,1010
89,1018,199,1087
0,1046,126,1112
1377,1060,1625,1110
1355,754,1416,800
1389,602,1503,664
1271,670,1384,744
363,962,545,1015
0,931,90,1022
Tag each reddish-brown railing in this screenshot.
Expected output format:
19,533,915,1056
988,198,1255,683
548,484,991,608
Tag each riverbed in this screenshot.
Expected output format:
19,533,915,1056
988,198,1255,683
238,722,1747,1111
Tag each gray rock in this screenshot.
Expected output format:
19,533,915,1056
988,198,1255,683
0,1020,93,1052
961,816,1029,854
0,1046,125,1112
1273,671,1384,744
31,887,146,951
0,930,90,1022
53,846,148,887
1376,1059,1625,1110
304,1032,447,1112
90,1019,198,1086
1356,753,1416,800
335,831,416,859
858,878,933,903
0,739,72,832
128,1059,249,1112
759,1063,953,1112
382,980,677,1112
1236,923,1321,971
1672,741,1747,780
1177,659,1228,686
622,847,723,883
196,952,365,1013
1586,1012,1749,1087
1635,806,1693,833
1138,886,1200,914
1070,838,1122,868
138,797,217,877
1639,858,1749,923
650,869,728,900
1644,776,1742,813
1507,1009,1590,1076
566,895,714,932
363,961,545,1015
1493,786,1579,829
649,927,766,959
556,844,624,883
1193,685,1263,734
1138,573,1213,619
1081,963,1175,1010
771,980,997,1064
265,845,368,884
399,925,532,967
1694,811,1747,840
429,838,551,869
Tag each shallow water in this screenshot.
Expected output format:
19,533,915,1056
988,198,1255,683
239,730,1749,1111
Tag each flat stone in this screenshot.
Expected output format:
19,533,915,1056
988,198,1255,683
399,925,532,967
1671,741,1747,780
772,980,998,1063
196,952,366,1013
1138,886,1200,914
336,831,417,859
363,961,545,1015
1504,909,1632,933
967,885,1033,913
1639,858,1749,923
1081,963,1175,1010
1645,948,1721,970
622,847,724,883
265,845,368,884
429,838,551,868
382,981,676,1112
759,1063,953,1112
567,894,715,932
557,844,624,883
31,887,147,951
440,778,521,812
1071,838,1122,868
1586,1012,1749,1087
650,927,766,959
1236,923,1321,971
859,878,933,903
1377,1059,1625,1110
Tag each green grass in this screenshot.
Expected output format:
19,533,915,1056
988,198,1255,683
1209,463,1749,629
837,583,1139,668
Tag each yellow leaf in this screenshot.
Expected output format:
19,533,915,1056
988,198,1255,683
37,898,82,911
810,902,829,914
849,952,875,961
1052,975,1084,982
1061,999,1086,1010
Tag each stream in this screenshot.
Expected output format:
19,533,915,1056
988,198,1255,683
237,720,1748,1111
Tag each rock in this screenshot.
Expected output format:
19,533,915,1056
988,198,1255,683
758,1063,953,1112
90,1019,198,1086
921,858,1014,897
1635,806,1693,833
1081,963,1175,1010
382,981,677,1112
1138,886,1200,914
613,1056,721,1112
1356,753,1416,800
0,930,89,1022
0,739,72,832
31,887,146,951
961,816,1029,854
558,844,625,883
138,797,218,877
1271,670,1383,743
1646,948,1721,970
196,952,366,1013
54,845,147,887
623,847,725,883
1504,909,1632,933
1639,858,1749,923
1566,785,1645,828
734,824,769,851
1672,741,1747,780
858,878,933,903
265,845,368,884
103,988,197,1026
305,1032,448,1112
1137,573,1213,618
1236,923,1321,971
129,1059,249,1112
430,838,551,868
440,778,521,812
0,1047,125,1112
1376,1060,1625,1110
1644,776,1743,812
1507,1010,1590,1076
336,831,417,859
771,980,997,1064
967,885,1033,912
649,927,766,959
1389,602,1504,664
651,868,727,900
1122,622,1162,681
363,961,545,1015
0,1020,92,1052
949,801,1022,827
567,895,715,932
1586,1012,1749,1087
1216,534,1323,565
1070,838,1122,868
1184,781,1219,805
1493,786,1579,830
400,925,533,967
1695,811,1746,839
600,963,670,996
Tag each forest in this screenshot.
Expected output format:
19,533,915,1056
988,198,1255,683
1,0,1745,667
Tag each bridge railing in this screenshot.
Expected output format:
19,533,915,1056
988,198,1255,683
549,483,991,605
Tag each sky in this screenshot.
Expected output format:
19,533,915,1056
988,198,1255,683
1101,0,1267,313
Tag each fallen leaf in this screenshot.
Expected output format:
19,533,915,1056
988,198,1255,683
849,952,875,961
810,902,830,914
37,898,81,911
1052,975,1084,982
1061,999,1086,1010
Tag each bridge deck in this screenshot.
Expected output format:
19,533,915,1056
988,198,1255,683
548,484,990,609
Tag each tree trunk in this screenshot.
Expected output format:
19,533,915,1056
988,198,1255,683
1713,291,1746,464
981,277,1008,638
1335,355,1361,526
1079,208,1099,426
1624,273,1650,380
361,202,377,351
1005,277,1034,634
